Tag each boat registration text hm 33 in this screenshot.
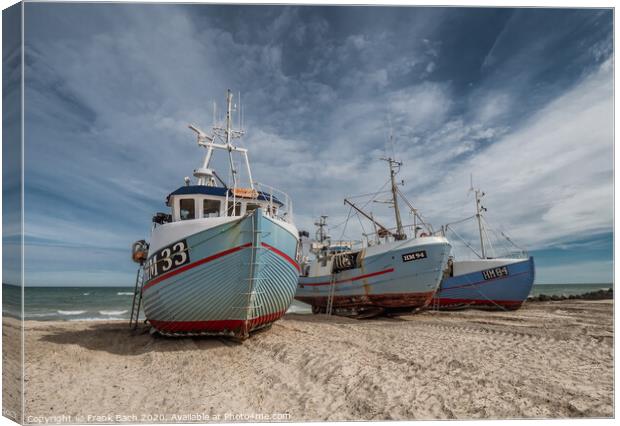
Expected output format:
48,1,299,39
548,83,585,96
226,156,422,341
144,239,190,281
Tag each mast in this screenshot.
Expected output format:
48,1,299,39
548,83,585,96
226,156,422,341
474,188,487,259
314,216,329,243
188,89,249,189
380,157,406,240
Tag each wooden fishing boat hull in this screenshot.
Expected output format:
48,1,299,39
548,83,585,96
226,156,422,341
141,208,299,338
431,257,535,310
296,237,451,315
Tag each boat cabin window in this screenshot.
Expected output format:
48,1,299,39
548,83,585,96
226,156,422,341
203,199,221,218
245,203,261,214
179,199,196,220
227,201,242,216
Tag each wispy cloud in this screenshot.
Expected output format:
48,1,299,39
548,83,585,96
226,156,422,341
417,58,613,249
20,5,613,285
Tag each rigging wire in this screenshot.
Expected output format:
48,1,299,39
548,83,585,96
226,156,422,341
445,225,482,259
444,213,527,259
337,205,354,242
345,190,392,200
483,221,513,256
395,187,433,233
357,178,392,211
482,224,495,258
482,216,527,255
356,210,367,237
442,214,477,228
330,178,392,231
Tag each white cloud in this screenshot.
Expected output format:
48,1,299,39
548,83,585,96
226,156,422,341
388,82,453,132
475,91,512,123
415,58,613,250
347,34,368,50
22,6,613,285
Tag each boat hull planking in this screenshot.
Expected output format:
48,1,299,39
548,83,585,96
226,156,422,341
142,208,299,337
431,257,535,310
296,237,451,315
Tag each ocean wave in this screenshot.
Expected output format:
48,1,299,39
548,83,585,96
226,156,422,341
82,293,90,296
26,312,56,318
57,310,86,316
117,292,133,296
99,310,128,316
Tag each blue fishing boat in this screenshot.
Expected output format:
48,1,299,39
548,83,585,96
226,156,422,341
431,186,535,310
296,158,451,317
432,257,535,310
130,90,299,338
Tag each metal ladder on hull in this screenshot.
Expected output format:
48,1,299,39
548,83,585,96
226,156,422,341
129,267,145,330
325,274,337,315
239,216,268,338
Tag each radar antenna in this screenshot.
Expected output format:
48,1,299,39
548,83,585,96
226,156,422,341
187,89,252,189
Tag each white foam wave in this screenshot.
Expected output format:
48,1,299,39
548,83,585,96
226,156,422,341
82,293,90,296
26,313,56,318
117,292,133,296
57,310,86,316
99,310,128,316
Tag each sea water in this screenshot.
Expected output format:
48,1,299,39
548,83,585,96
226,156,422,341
3,285,136,321
2,282,611,321
530,283,613,297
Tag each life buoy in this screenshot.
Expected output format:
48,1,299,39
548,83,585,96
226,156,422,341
131,240,149,264
419,232,430,237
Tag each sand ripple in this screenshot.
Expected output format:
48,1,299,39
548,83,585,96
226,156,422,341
17,300,613,421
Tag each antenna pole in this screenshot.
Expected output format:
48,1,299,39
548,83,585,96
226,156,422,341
475,189,486,259
238,91,242,129
225,89,237,188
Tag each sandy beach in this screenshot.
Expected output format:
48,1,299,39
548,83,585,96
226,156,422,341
10,299,614,422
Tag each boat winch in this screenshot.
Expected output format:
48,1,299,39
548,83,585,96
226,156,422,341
332,251,360,273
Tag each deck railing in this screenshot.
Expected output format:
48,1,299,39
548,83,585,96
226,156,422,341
253,181,293,223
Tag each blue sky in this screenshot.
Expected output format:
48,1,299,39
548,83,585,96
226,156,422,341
12,4,613,286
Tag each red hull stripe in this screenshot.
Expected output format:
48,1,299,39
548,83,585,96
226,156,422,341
260,242,301,272
150,310,286,333
442,270,530,291
301,268,395,287
143,242,252,291
433,297,523,308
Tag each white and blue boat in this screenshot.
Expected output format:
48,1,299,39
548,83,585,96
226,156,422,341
131,90,299,338
296,158,451,317
431,187,535,310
